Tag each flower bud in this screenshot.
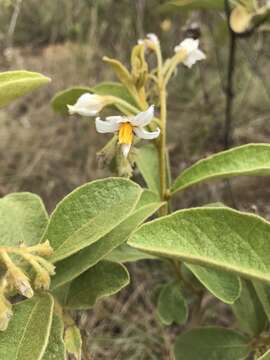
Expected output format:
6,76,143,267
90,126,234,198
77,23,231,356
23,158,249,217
7,267,33,298
67,93,110,117
34,270,51,291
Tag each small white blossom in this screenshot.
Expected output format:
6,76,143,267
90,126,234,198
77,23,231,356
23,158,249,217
174,38,206,68
95,105,160,158
67,93,107,117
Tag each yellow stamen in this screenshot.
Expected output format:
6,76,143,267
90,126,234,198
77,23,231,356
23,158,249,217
119,122,133,145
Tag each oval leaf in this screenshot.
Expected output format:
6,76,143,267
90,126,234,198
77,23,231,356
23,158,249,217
92,82,137,107
47,178,142,263
51,201,162,289
65,261,130,309
0,294,54,360
174,327,251,360
186,264,241,304
0,71,50,108
0,192,48,247
157,282,188,326
172,144,270,194
128,207,270,284
232,280,267,336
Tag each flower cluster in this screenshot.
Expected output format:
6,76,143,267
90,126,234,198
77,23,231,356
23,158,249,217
67,36,206,158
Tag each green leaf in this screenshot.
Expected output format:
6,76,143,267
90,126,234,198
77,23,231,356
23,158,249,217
252,281,270,322
47,178,142,263
128,207,270,284
157,282,188,326
172,144,270,194
158,0,225,13
65,261,130,309
0,71,51,108
51,86,91,115
186,264,241,304
92,82,137,108
232,280,267,336
174,327,251,360
64,325,82,360
105,243,157,263
0,192,48,247
0,294,54,360
136,144,160,194
51,201,161,289
42,314,66,360
135,189,160,209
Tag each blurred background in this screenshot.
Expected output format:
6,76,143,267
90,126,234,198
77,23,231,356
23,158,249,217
0,1,270,358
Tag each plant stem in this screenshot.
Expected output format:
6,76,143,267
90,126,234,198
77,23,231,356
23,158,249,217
224,0,237,150
159,86,168,215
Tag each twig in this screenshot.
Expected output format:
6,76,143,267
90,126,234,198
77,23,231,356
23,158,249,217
224,0,237,150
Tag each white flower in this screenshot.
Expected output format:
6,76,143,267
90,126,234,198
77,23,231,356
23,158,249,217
138,33,159,49
67,93,108,116
174,38,206,68
95,105,160,158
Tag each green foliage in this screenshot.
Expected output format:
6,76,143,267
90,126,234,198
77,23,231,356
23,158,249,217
174,327,251,360
47,178,142,263
136,144,160,194
51,201,162,289
172,144,270,194
157,282,188,326
51,86,91,115
232,280,267,336
64,261,130,309
42,314,66,360
186,264,241,304
93,82,137,108
128,207,270,283
51,82,137,115
0,192,48,247
0,294,54,360
0,71,50,108
105,243,157,263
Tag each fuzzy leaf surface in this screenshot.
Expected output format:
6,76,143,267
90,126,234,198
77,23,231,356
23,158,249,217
42,314,66,360
65,261,129,309
174,327,250,360
0,294,54,360
128,207,270,283
47,178,142,263
0,192,48,247
51,201,161,289
172,144,270,194
0,71,50,108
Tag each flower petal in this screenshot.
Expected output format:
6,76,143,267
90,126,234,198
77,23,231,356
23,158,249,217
183,49,206,68
121,143,131,158
68,93,105,116
174,38,199,54
95,117,119,133
134,126,160,140
131,105,154,127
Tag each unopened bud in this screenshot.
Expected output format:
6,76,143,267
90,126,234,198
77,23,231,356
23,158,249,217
29,240,54,257
34,270,51,291
7,267,33,298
